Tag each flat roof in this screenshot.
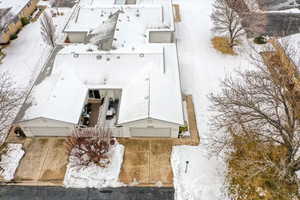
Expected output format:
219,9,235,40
19,44,184,126
63,1,175,47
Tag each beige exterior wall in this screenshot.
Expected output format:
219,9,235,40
18,117,75,137
67,32,87,43
0,0,38,44
120,118,179,138
148,30,174,43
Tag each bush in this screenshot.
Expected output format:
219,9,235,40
211,36,236,55
10,33,18,40
65,128,116,167
20,17,30,26
254,35,267,44
179,125,188,133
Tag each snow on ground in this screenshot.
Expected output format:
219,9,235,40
172,0,255,199
1,22,50,90
64,143,125,188
0,7,72,144
0,144,24,181
171,146,227,200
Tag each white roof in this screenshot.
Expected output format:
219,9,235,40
21,44,184,125
0,0,31,15
64,5,164,32
78,0,174,29
63,3,174,47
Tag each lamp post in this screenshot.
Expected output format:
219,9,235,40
185,161,189,174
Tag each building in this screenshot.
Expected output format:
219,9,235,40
62,1,175,44
0,0,39,44
14,0,185,138
14,44,184,138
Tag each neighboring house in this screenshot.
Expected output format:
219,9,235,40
230,0,300,37
256,0,300,11
14,44,184,138
62,2,175,44
0,0,39,44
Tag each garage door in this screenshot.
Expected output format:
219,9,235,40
23,127,71,137
130,128,171,137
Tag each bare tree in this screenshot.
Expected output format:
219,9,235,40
65,128,116,167
209,42,300,185
0,72,24,138
211,0,245,47
40,11,56,47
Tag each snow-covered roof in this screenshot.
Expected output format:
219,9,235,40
20,44,184,125
63,2,174,46
0,0,31,15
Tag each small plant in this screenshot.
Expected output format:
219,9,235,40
254,35,267,44
179,125,188,133
211,36,236,55
20,17,30,26
10,33,18,40
65,128,116,168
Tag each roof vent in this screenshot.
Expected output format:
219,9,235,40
139,53,144,58
116,56,120,59
73,53,79,58
96,55,102,60
106,57,110,61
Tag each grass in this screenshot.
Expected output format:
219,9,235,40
227,134,298,200
211,36,236,55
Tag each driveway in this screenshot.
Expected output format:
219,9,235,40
0,186,174,200
5,137,68,185
119,139,173,186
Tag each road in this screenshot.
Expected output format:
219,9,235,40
0,186,174,200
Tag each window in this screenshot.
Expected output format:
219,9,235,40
89,90,101,99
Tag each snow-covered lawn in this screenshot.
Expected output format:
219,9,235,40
0,7,71,144
171,146,227,200
64,143,125,188
0,144,24,181
1,20,51,89
172,0,254,199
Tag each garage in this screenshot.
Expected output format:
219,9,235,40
22,127,72,137
130,128,171,137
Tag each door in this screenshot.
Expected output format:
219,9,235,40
130,128,171,137
23,127,71,137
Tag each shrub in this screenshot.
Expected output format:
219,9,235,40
20,17,30,26
211,36,236,55
254,35,267,44
10,33,18,40
179,125,188,133
65,128,116,168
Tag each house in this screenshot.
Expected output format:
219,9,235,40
13,0,185,138
14,44,184,138
229,0,300,37
62,2,175,44
0,0,39,44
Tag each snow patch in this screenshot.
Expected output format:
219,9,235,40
0,144,24,181
64,143,125,188
171,146,228,200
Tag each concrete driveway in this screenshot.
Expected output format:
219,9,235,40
0,186,174,200
9,137,68,185
119,139,173,186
